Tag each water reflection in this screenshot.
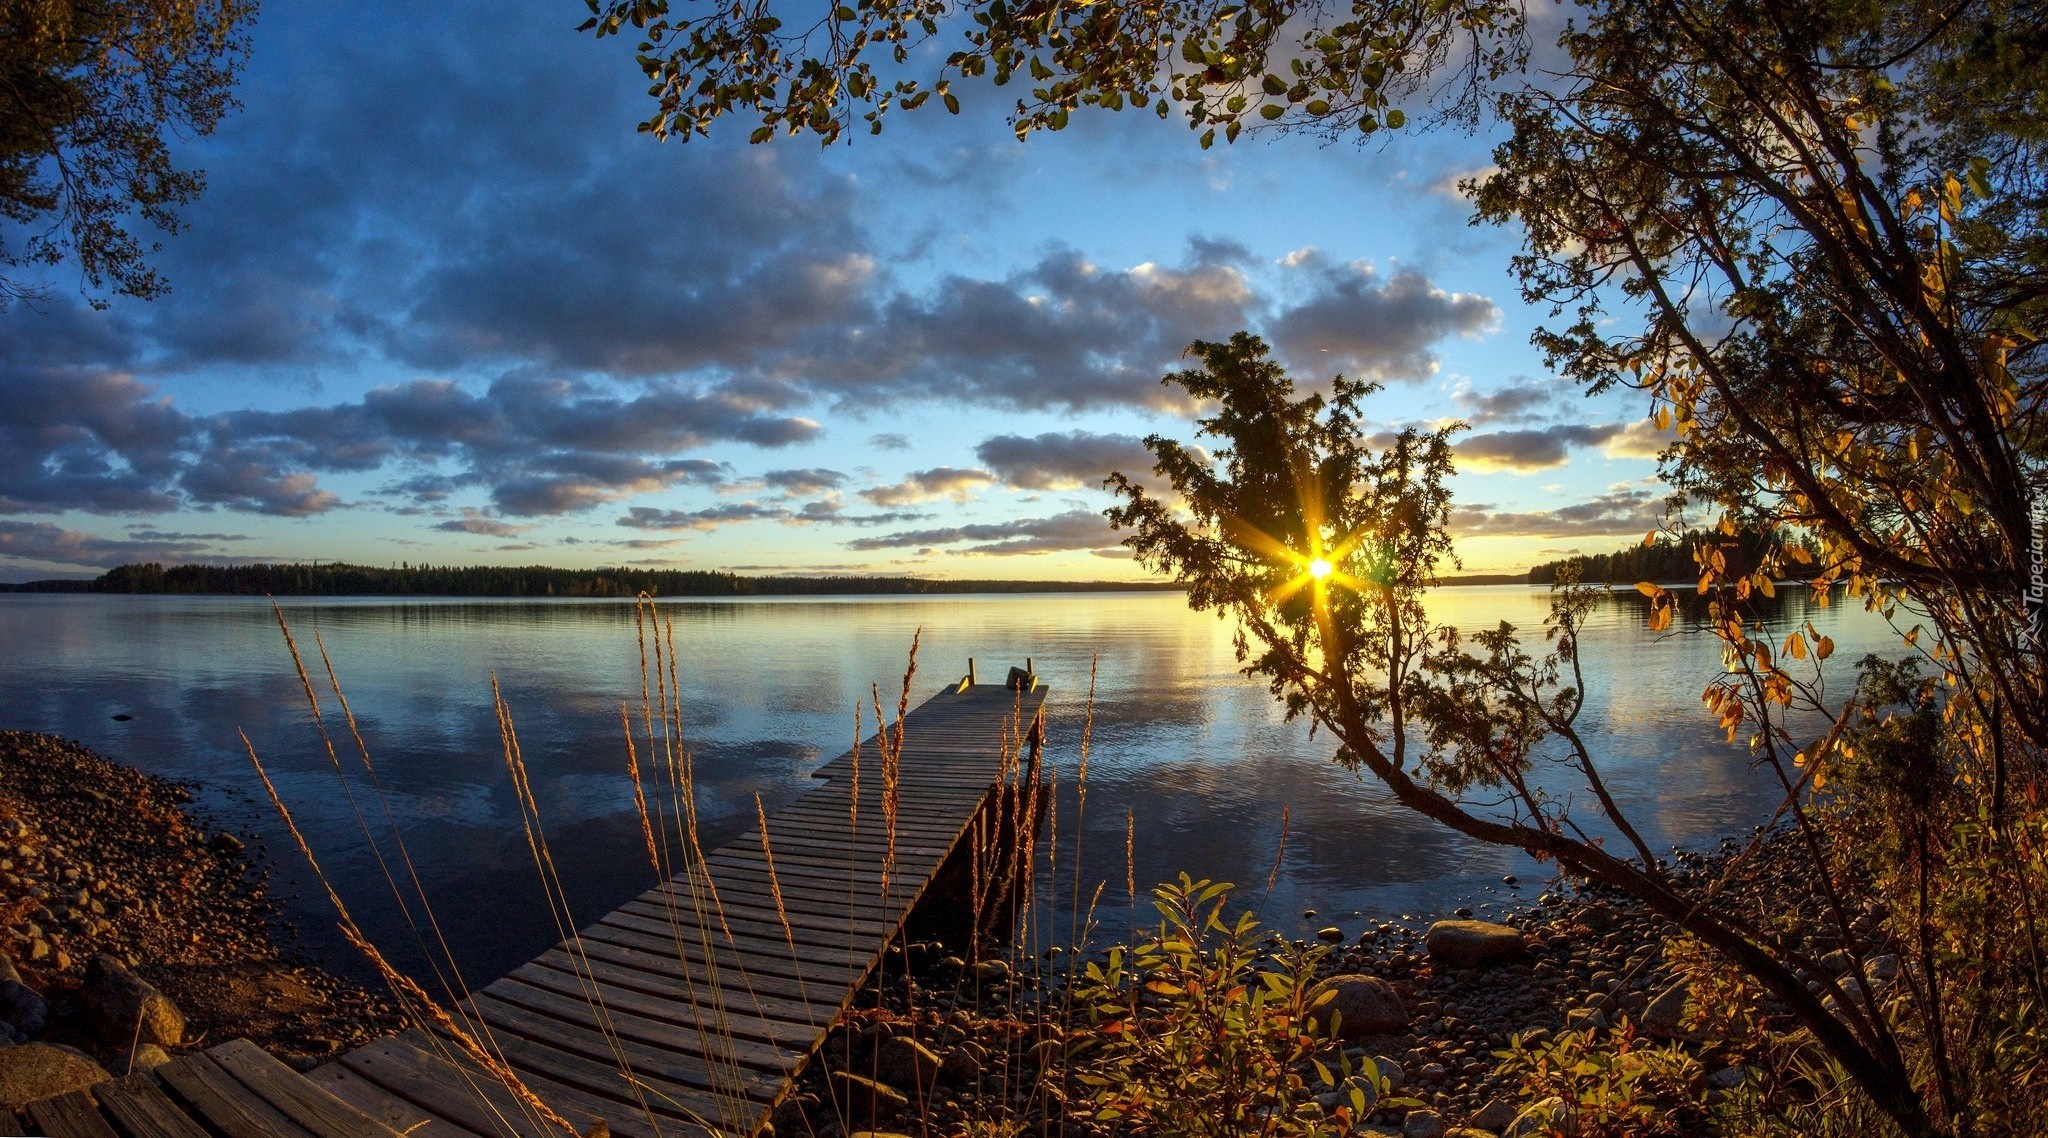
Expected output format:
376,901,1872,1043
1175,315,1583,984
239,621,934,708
0,588,1901,987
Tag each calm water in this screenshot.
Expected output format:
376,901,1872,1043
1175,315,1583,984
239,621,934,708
0,588,1900,988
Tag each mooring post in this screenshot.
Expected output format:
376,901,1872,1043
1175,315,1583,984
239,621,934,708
967,657,977,686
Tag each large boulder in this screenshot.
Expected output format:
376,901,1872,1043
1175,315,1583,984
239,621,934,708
1424,920,1527,969
874,1037,941,1093
828,1071,907,1121
0,1043,111,1108
78,956,184,1048
1305,974,1410,1038
1641,978,1711,1042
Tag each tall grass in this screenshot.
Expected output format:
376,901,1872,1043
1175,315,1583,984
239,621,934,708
247,597,1116,1138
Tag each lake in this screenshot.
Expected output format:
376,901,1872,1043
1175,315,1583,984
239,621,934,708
0,586,1902,988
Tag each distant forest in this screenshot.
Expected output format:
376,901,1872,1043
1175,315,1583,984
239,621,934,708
1526,531,1820,586
0,562,1185,597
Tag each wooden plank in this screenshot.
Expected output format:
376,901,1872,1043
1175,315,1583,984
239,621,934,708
478,977,808,1073
507,961,825,1048
445,1007,759,1125
25,1092,120,1138
627,885,892,936
207,1039,404,1138
92,1074,212,1138
303,1065,485,1138
337,1034,559,1138
574,921,864,990
598,905,871,964
549,938,833,1010
0,1109,26,1137
614,894,886,947
155,1053,318,1138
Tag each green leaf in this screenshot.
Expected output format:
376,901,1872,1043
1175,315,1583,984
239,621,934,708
1199,128,1215,149
1385,107,1405,129
1262,74,1287,95
1260,103,1284,120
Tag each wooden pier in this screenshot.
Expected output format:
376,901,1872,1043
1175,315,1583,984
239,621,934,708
8,679,1049,1138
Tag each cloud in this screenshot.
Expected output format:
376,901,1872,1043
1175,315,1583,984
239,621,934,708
868,433,911,451
432,509,531,537
859,467,996,507
0,521,246,569
0,367,192,515
973,430,1154,491
1451,487,1673,539
617,502,791,531
846,508,1118,555
1454,379,1558,425
761,468,847,496
1603,417,1678,459
1454,424,1622,472
1267,259,1499,380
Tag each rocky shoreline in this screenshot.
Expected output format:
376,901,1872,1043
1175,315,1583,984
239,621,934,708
0,730,406,1107
775,828,1859,1137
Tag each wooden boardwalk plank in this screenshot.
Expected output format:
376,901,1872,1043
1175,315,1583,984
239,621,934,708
92,1074,212,1138
302,1065,485,1138
154,1053,319,1138
25,1092,119,1138
207,1039,405,1138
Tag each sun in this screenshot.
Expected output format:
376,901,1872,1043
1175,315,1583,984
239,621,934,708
1308,558,1333,580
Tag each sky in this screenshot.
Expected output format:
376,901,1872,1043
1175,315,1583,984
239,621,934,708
0,0,1678,583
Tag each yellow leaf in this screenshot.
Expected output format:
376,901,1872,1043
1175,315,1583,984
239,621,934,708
1904,627,1920,647
1759,576,1776,598
1642,530,1658,548
1815,636,1834,661
1635,581,1660,597
1783,632,1808,660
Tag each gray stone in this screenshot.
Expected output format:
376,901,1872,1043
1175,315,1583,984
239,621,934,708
1864,954,1900,983
79,956,184,1048
1642,979,1704,1041
938,1044,981,1084
125,1044,172,1073
0,1043,112,1108
971,959,1012,984
1563,1006,1608,1032
1317,927,1345,943
1024,1038,1063,1069
1403,1108,1446,1138
0,980,47,1038
1505,1097,1574,1138
828,1071,907,1120
874,1037,940,1092
1424,921,1527,969
1469,1097,1518,1131
1305,974,1410,1039
1706,1065,1749,1091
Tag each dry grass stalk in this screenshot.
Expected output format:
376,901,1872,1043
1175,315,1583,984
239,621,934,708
753,793,815,1014
240,730,575,1138
491,678,668,1132
267,605,506,1075
1265,803,1291,898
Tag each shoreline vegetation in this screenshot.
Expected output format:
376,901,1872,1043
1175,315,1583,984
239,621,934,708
0,543,1740,597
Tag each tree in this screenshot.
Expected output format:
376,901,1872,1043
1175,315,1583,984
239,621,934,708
0,0,255,307
589,1,2047,1132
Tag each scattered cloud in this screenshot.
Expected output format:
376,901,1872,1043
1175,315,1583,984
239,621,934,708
1451,486,1673,539
858,467,996,507
1267,257,1499,381
868,433,911,451
0,521,254,570
761,468,847,496
1454,424,1622,472
1453,379,1559,425
973,431,1154,491
1603,418,1678,459
846,508,1117,555
432,509,531,537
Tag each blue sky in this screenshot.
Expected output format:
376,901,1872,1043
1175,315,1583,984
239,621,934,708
0,1,1676,582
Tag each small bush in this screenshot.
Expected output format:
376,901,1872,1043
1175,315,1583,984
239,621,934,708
1068,875,1408,1136
1490,1023,1708,1137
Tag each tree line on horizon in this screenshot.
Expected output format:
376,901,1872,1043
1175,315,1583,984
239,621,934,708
0,560,1185,597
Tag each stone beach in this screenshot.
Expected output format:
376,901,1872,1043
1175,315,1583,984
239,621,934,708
0,730,405,1107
